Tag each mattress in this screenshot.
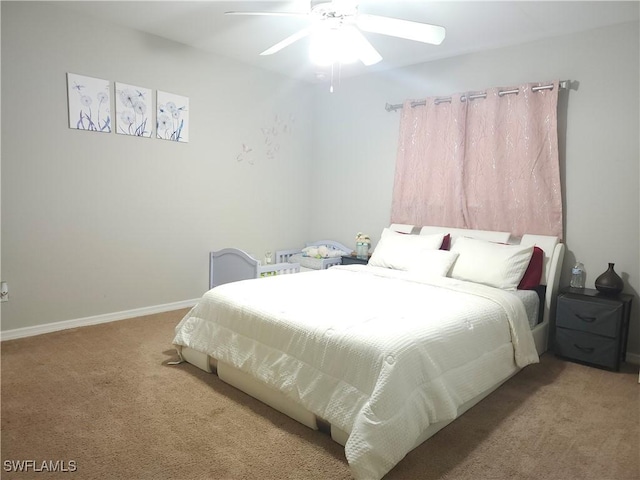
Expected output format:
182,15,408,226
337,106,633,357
512,289,540,329
174,265,539,480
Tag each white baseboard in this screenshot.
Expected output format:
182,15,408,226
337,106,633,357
0,299,200,341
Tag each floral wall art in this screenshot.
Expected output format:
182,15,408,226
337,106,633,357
67,73,111,133
156,91,189,142
66,75,192,144
115,82,152,137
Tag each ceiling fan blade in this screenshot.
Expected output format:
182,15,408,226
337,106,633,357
356,14,446,45
348,28,382,66
260,26,315,56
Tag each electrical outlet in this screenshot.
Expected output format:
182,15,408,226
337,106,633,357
0,282,8,302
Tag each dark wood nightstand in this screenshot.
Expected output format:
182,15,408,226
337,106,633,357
554,288,633,371
341,254,369,266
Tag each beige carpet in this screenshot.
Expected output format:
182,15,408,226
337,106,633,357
1,309,638,480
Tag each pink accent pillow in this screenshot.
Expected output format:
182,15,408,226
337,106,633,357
518,246,543,290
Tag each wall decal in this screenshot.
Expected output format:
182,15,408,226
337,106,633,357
236,114,294,166
115,82,152,137
156,91,189,142
67,73,111,133
236,143,254,164
263,114,294,160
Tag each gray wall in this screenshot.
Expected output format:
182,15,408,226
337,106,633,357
1,2,313,330
309,21,640,356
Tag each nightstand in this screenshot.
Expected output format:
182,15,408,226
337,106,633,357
341,254,369,266
554,288,633,371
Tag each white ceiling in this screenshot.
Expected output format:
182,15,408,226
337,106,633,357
58,1,639,83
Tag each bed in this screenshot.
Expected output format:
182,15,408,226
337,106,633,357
174,225,565,480
208,248,300,290
276,240,352,271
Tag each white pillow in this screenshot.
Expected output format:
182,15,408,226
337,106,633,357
449,237,533,290
410,250,459,277
369,228,445,271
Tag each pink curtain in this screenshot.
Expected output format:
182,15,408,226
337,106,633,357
391,81,563,239
391,95,467,228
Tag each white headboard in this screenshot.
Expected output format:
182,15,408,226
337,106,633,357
390,223,510,243
419,225,511,244
389,223,564,286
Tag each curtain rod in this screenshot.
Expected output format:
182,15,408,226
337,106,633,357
385,80,571,112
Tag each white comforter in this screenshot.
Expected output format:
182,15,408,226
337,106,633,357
173,265,539,480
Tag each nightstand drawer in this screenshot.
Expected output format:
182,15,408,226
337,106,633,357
555,327,618,369
556,297,622,338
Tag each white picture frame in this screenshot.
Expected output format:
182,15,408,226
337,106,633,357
156,91,189,142
115,82,152,137
67,73,112,133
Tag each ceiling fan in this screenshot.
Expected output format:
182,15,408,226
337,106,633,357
225,0,446,67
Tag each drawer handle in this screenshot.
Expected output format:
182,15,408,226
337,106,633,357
574,344,595,354
575,314,597,323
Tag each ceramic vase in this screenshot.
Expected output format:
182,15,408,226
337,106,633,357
594,263,623,295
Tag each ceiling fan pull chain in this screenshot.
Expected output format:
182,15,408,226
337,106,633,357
330,62,335,93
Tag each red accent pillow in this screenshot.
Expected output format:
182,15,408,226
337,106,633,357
440,234,451,251
518,246,543,290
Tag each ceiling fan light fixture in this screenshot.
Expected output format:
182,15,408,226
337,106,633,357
309,26,359,66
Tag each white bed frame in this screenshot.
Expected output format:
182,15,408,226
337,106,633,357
185,226,565,455
209,248,300,290
275,240,353,270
